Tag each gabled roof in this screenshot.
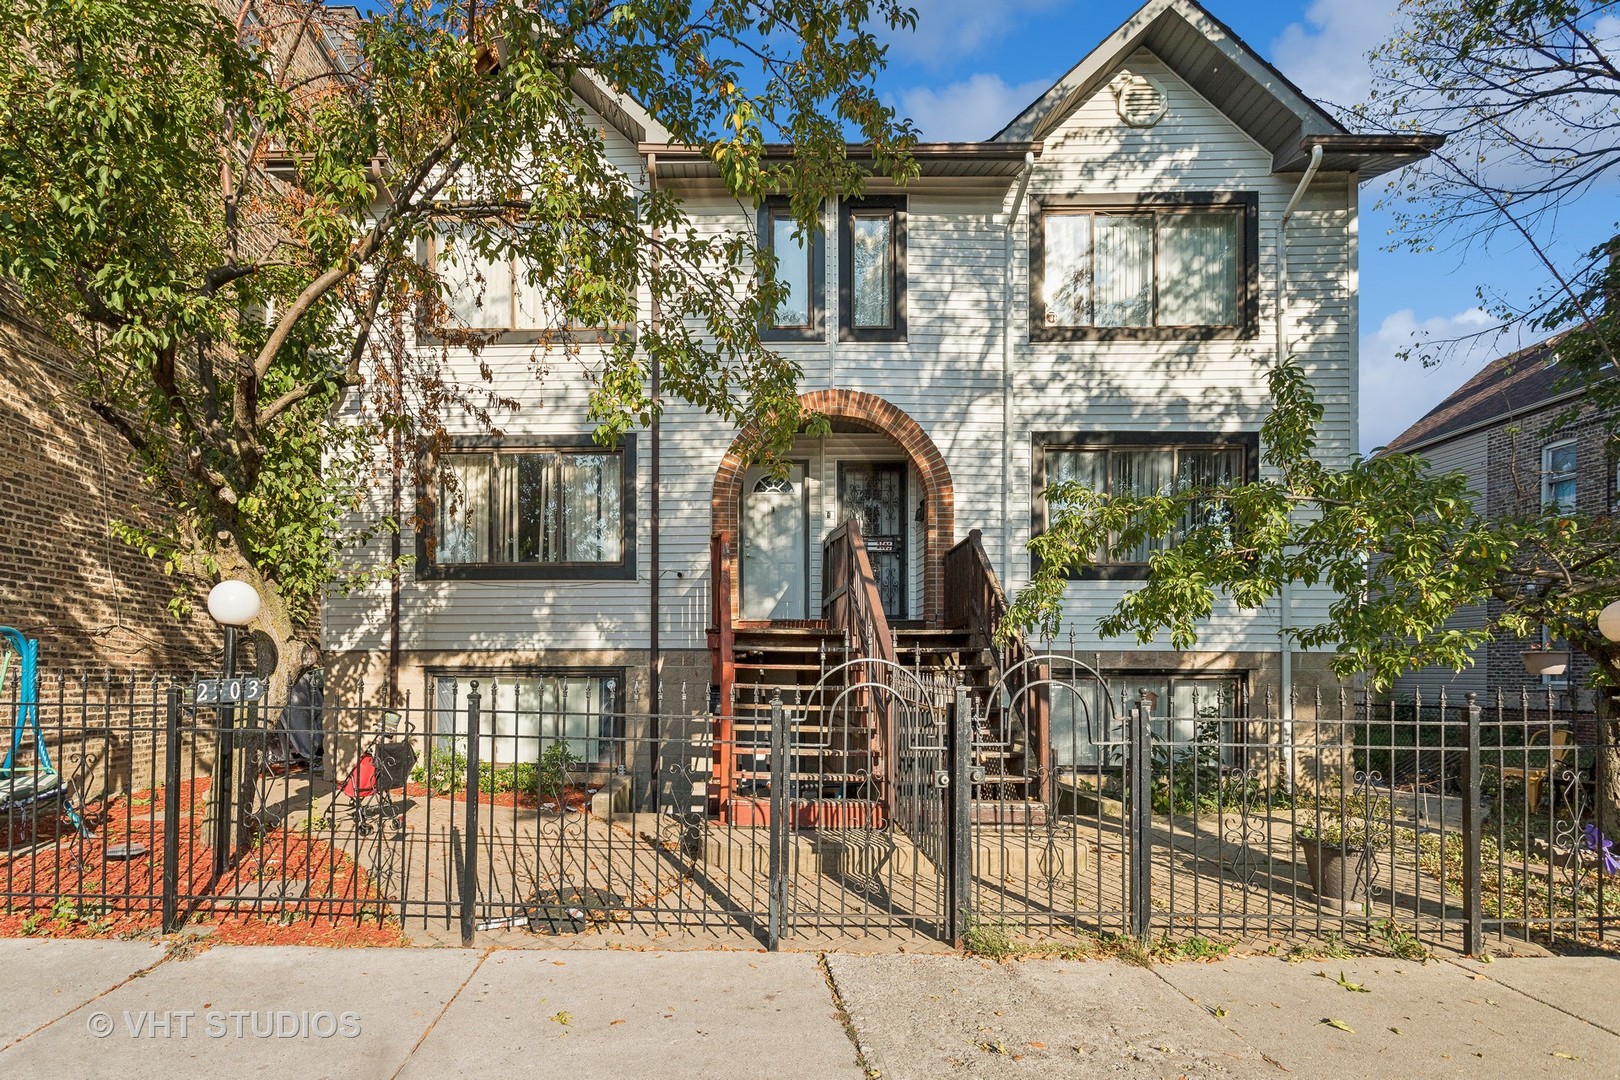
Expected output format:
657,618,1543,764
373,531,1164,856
1380,336,1578,455
993,0,1436,179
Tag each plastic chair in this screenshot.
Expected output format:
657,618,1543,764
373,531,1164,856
1495,729,1577,809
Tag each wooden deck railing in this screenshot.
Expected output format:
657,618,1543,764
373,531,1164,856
944,529,1051,801
821,518,897,796
708,531,736,815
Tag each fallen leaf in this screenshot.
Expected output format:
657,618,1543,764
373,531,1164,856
1323,1018,1355,1033
1552,1051,1580,1061
1213,1005,1228,1018
1336,971,1369,993
1389,1027,1403,1035
1028,1041,1046,1049
550,1011,572,1026
610,1019,626,1026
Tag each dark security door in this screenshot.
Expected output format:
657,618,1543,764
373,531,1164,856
838,462,906,621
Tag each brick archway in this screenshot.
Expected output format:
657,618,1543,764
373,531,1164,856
711,390,955,626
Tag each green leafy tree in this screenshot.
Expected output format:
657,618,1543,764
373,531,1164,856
0,0,917,694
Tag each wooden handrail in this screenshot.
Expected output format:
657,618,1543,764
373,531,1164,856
944,529,1051,801
821,519,897,797
708,532,737,817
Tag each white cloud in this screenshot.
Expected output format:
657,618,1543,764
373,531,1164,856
1270,0,1401,113
882,0,1064,68
894,73,1053,142
1359,307,1520,454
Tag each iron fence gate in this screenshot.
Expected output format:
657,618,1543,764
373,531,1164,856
0,671,1614,953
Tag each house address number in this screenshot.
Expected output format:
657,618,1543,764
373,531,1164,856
193,677,267,706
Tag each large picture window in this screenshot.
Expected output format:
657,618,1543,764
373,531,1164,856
432,670,622,767
1033,432,1258,580
759,199,825,341
430,227,630,340
422,439,634,580
1030,194,1257,340
839,195,906,342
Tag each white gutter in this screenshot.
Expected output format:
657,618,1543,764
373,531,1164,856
1276,143,1323,789
1002,152,1036,586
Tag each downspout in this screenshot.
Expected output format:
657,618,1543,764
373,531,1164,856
647,151,661,722
1002,152,1036,587
1276,142,1323,789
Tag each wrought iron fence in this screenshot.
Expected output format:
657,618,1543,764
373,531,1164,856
0,672,1613,953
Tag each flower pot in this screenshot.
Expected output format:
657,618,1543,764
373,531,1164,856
1298,837,1373,910
1521,649,1569,676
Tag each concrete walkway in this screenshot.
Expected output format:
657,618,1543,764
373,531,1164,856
0,940,1615,1079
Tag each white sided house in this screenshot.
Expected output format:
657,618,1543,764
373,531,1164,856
323,0,1436,808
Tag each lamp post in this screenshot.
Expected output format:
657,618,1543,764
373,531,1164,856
206,580,260,879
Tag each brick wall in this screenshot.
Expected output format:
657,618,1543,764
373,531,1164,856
1481,397,1613,705
0,294,217,674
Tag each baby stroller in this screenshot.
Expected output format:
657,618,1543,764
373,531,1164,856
328,712,417,836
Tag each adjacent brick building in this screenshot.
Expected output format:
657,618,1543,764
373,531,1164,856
1385,335,1613,708
0,287,217,675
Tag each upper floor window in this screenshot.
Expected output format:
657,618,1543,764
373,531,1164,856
430,227,630,340
1029,194,1257,341
1542,440,1577,512
759,199,824,341
422,439,634,580
839,196,907,342
1033,432,1257,580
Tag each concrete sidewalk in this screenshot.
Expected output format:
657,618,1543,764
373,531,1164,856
0,940,1614,1079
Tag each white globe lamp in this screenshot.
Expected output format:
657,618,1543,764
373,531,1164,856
206,580,261,627
1598,599,1620,643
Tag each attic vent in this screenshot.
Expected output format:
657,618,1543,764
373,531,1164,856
1110,71,1168,128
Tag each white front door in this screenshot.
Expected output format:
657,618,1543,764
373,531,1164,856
741,464,808,620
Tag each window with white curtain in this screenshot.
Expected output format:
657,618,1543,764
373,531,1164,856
433,671,621,766
1044,442,1244,565
433,226,629,334
1048,675,1240,768
1035,201,1246,333
432,446,626,574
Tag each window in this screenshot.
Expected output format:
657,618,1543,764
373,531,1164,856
1032,432,1258,580
839,196,906,341
1029,194,1257,341
430,227,630,340
1542,440,1577,512
1049,674,1240,768
759,199,824,341
432,670,622,767
421,438,634,580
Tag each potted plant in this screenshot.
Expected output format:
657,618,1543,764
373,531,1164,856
1521,641,1570,676
1296,796,1391,909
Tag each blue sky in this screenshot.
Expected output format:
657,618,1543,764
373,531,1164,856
868,0,1616,452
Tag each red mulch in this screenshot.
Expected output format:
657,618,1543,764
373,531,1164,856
0,778,405,947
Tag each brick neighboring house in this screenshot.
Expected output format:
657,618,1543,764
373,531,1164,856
1383,335,1614,709
0,288,219,675
0,3,363,679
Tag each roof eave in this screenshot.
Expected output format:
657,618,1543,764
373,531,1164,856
1274,134,1446,180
